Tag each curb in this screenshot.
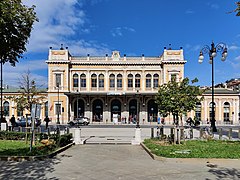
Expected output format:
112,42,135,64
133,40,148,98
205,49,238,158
0,142,75,162
140,143,166,161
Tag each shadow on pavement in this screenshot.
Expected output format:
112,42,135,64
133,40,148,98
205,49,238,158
0,157,62,180
208,167,240,179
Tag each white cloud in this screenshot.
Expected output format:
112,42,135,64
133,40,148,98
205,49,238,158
67,40,111,56
235,56,240,61
228,45,240,51
3,60,48,87
207,3,219,9
22,0,89,52
185,10,195,14
111,27,136,37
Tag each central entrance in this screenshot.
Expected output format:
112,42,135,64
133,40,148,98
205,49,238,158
111,99,121,123
74,99,85,118
92,99,103,122
129,99,137,124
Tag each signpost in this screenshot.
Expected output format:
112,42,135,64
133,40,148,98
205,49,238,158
30,104,41,152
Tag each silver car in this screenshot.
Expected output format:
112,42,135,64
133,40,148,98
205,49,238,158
68,117,90,126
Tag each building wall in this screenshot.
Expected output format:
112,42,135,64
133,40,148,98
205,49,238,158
46,48,187,124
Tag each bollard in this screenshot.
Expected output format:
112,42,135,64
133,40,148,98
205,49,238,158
228,128,232,140
151,127,154,138
190,128,193,139
218,128,222,140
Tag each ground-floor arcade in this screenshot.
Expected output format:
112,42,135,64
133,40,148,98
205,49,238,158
65,92,159,124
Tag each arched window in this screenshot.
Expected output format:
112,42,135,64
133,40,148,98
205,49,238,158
91,74,97,88
146,74,151,88
99,74,104,88
223,102,230,122
153,74,159,88
117,74,122,89
135,74,141,88
3,101,9,116
128,74,133,88
73,74,79,87
80,74,86,88
109,74,115,89
195,102,201,121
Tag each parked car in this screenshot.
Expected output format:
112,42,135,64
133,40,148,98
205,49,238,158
16,117,41,127
68,117,90,126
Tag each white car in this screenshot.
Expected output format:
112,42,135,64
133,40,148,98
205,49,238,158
68,117,90,126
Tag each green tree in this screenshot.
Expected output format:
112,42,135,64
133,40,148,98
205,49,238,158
229,1,240,16
235,1,240,16
0,0,38,123
155,77,204,125
7,70,46,121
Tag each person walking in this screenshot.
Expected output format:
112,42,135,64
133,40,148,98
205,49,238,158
44,116,50,129
10,115,16,130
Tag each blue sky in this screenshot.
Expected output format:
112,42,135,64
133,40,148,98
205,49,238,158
3,0,240,88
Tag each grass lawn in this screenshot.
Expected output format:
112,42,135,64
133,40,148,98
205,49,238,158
143,139,240,159
0,140,57,156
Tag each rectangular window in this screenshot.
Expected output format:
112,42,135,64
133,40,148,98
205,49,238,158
171,74,177,82
99,79,104,88
73,79,78,87
81,79,86,87
56,74,61,86
55,104,61,115
146,79,151,88
128,79,133,88
110,79,115,88
153,79,159,88
224,113,230,121
92,79,97,87
117,79,122,88
135,79,140,88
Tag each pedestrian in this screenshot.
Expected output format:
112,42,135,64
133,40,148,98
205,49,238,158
44,116,50,129
10,115,16,130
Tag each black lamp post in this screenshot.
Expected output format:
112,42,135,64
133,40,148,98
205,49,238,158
0,60,3,124
56,82,60,125
198,42,228,132
136,90,140,128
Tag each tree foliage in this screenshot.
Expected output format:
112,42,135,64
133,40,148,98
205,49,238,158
155,77,204,124
235,1,240,16
0,0,38,65
229,1,240,16
7,70,46,114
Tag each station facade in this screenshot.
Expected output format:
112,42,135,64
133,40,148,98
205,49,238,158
1,47,239,125
46,47,186,124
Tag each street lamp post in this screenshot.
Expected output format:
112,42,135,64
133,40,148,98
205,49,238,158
198,42,228,132
56,82,60,125
136,90,140,128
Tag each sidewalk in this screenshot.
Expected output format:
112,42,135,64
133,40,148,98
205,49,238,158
1,144,237,180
